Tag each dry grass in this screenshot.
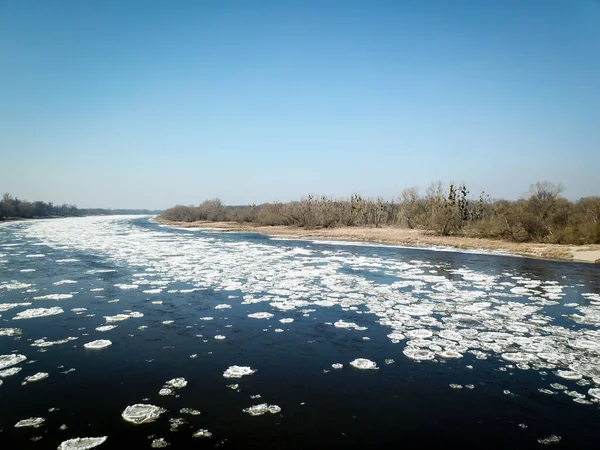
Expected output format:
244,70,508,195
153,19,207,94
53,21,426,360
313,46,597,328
154,217,600,263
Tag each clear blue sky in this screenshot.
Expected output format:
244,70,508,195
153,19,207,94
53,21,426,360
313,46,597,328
1,0,599,209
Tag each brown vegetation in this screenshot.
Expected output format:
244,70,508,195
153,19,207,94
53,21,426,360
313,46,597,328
162,181,600,246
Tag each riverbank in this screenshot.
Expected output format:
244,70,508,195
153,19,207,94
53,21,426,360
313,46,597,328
154,217,600,264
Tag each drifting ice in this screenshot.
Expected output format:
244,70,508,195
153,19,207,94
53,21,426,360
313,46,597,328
223,366,256,378
58,437,108,450
349,358,378,370
121,404,166,424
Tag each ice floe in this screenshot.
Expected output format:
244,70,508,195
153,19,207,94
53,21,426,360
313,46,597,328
53,280,77,286
333,320,367,331
33,294,73,300
22,372,49,384
121,404,166,424
349,358,378,370
0,302,32,312
588,388,600,400
84,340,112,349
14,417,45,428
0,354,27,369
223,366,256,378
403,348,435,361
242,403,281,416
0,327,22,336
248,312,274,319
0,367,22,377
151,438,168,448
215,304,231,309
165,377,187,389
537,435,561,445
31,337,78,347
114,284,138,290
104,312,143,322
193,429,213,438
13,306,64,320
58,437,108,450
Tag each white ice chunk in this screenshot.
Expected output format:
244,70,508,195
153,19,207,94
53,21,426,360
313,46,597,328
0,367,22,377
215,304,231,309
84,340,112,349
248,312,274,319
104,312,143,322
555,370,582,381
151,438,168,448
53,280,77,286
223,365,256,378
114,284,138,290
165,377,187,389
334,320,367,331
33,294,73,300
14,417,45,428
22,372,49,384
58,436,108,450
0,327,22,336
192,429,212,438
121,404,166,424
349,358,378,370
0,354,27,370
13,307,63,320
242,403,281,416
403,348,435,361
0,303,32,312
588,388,600,400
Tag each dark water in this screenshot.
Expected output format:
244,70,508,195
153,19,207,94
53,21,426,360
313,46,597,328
1,216,599,449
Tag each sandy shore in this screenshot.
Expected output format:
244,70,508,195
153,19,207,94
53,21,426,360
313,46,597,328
154,217,600,264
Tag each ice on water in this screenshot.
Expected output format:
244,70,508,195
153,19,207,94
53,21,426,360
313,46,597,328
165,377,188,389
13,307,63,320
242,403,282,416
9,215,600,404
121,404,166,424
14,417,45,428
223,366,256,378
248,312,274,319
349,358,378,370
193,429,212,438
58,437,108,450
0,354,27,370
33,294,73,300
22,372,49,384
84,340,112,349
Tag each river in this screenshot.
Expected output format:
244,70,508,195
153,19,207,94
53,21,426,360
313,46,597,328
1,215,599,449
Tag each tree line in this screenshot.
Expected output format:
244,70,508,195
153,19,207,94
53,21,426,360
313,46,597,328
161,181,600,245
0,193,162,220
0,193,80,219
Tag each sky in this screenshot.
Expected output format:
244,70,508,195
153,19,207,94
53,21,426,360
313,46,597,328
1,0,599,209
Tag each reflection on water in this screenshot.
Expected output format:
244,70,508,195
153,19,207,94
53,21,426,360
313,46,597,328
0,216,599,449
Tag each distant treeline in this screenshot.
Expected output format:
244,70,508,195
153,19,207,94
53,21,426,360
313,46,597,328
0,193,161,220
79,208,163,216
161,182,600,245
